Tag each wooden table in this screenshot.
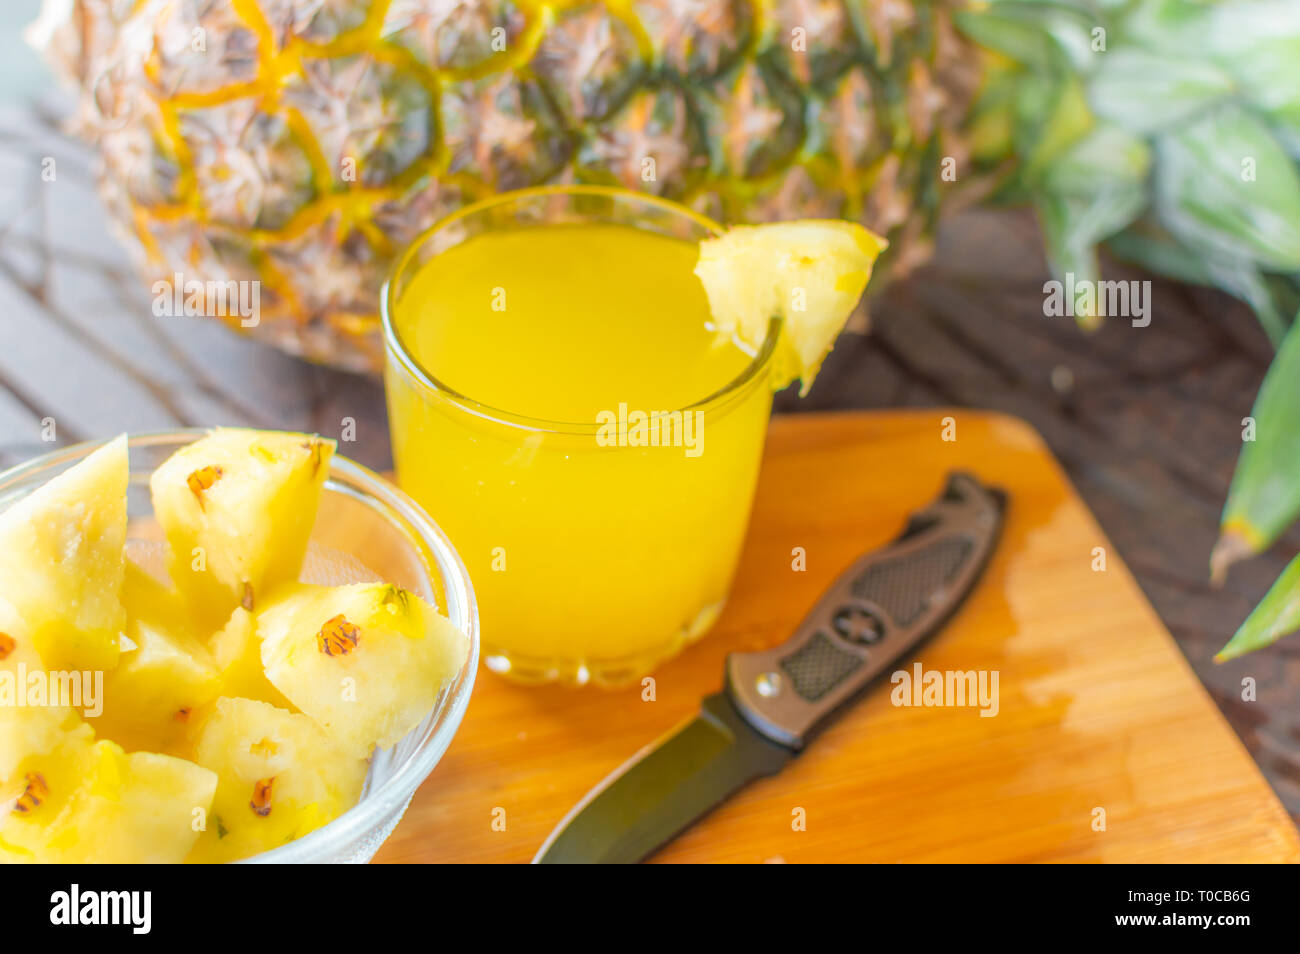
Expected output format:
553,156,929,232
2,98,1298,830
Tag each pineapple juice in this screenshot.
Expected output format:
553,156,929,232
384,196,775,685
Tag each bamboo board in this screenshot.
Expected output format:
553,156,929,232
375,410,1300,863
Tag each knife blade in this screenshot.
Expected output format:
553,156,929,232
533,471,1006,864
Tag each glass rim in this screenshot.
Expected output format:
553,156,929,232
379,184,780,436
0,429,480,864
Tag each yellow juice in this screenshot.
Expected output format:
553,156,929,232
384,189,775,685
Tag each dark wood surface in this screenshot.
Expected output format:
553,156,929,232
4,99,1298,824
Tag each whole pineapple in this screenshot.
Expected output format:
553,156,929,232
30,1,1300,373
32,0,978,370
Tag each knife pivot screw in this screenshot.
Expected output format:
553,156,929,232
755,672,783,698
833,605,886,646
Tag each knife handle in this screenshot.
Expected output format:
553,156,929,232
725,472,1006,749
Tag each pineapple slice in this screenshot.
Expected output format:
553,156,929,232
186,697,367,863
89,562,221,754
0,435,128,671
149,428,335,628
0,599,79,786
259,583,469,755
0,722,95,861
694,221,887,393
208,607,293,711
0,727,216,863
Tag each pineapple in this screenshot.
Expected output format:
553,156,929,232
0,727,217,863
89,562,221,754
259,582,469,755
30,0,1300,603
208,607,294,711
186,696,368,863
695,220,888,391
0,435,127,672
0,428,467,860
30,1,1300,374
28,0,980,371
150,428,335,628
0,599,79,786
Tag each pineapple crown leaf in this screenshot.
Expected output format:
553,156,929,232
961,0,1300,340
1216,543,1300,662
1217,313,1300,568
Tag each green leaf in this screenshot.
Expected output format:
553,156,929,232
1039,122,1151,195
1217,550,1300,660
956,2,1101,74
1155,106,1300,272
1038,190,1147,325
1201,259,1292,346
1032,124,1150,324
1106,218,1218,286
1215,315,1300,579
1019,72,1095,180
1119,0,1225,57
1087,51,1234,135
1107,221,1294,345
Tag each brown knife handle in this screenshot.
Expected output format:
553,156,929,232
725,472,1006,750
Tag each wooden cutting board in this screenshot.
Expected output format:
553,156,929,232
374,410,1300,863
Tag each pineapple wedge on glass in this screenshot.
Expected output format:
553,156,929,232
259,582,469,756
150,428,335,629
186,696,367,863
89,563,221,755
0,726,217,863
695,220,887,393
0,435,128,671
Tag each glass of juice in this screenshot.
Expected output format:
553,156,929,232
382,186,778,686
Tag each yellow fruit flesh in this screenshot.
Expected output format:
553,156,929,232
185,697,367,863
0,435,128,671
1,427,469,862
89,563,221,755
207,607,294,711
695,220,887,392
259,583,469,756
1,727,216,863
149,428,335,629
0,599,79,786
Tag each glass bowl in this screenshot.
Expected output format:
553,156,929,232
0,430,479,863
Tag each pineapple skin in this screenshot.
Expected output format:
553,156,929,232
37,0,976,371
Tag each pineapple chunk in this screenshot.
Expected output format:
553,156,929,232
89,562,220,754
208,607,293,711
186,697,367,863
0,435,128,671
694,221,887,392
0,728,216,863
0,599,79,786
259,583,469,755
149,428,334,628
